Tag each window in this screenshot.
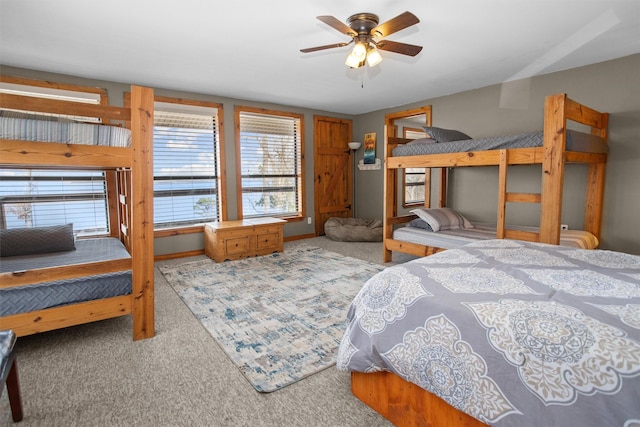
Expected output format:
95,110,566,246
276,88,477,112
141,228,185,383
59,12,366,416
0,79,109,235
236,107,304,219
403,127,427,206
0,170,109,235
153,98,224,229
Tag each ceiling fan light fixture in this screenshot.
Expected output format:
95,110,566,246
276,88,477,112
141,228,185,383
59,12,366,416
351,42,367,61
366,47,382,67
345,52,363,68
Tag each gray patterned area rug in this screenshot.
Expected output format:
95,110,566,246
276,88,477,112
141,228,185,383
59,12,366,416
159,244,384,392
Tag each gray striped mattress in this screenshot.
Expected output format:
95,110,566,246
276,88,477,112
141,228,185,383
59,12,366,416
0,238,132,316
392,130,607,157
0,114,131,147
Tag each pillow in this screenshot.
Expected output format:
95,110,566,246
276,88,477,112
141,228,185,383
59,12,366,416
409,208,473,232
407,137,437,145
407,218,433,231
0,223,76,257
422,126,471,143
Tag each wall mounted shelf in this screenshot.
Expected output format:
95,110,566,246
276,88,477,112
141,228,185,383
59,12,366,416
358,158,381,170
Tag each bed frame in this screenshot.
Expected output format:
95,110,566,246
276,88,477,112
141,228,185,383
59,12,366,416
382,93,609,262
352,371,487,427
0,76,155,341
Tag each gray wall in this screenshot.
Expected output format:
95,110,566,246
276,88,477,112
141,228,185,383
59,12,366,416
3,54,639,255
353,54,640,254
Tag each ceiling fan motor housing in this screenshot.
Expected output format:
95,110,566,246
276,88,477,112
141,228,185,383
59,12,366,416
347,13,380,37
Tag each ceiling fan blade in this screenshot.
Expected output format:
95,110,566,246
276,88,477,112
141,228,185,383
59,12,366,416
317,15,357,37
300,41,351,53
376,40,423,57
370,11,419,38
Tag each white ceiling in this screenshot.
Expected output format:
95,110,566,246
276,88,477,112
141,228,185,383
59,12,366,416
1,0,639,115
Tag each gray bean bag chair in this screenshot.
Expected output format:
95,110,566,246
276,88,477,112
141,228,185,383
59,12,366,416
324,217,383,242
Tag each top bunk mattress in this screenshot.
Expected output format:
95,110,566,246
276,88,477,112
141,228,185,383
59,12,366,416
0,112,131,147
391,130,607,157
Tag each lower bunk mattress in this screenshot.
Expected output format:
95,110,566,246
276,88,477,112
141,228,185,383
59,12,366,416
0,238,132,316
393,222,598,249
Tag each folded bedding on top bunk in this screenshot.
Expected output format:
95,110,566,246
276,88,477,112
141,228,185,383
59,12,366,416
0,112,131,147
392,130,607,157
393,221,599,249
0,238,132,316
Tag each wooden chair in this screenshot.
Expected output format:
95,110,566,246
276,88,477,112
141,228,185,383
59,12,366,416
1,330,23,422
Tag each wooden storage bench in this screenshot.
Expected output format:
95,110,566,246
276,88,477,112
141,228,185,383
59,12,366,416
204,217,286,262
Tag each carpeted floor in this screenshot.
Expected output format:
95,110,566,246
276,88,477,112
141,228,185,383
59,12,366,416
0,237,414,426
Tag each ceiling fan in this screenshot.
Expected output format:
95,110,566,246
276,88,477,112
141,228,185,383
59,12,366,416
301,11,423,68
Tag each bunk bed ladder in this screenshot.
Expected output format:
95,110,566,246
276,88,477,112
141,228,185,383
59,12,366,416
497,149,542,242
116,169,132,252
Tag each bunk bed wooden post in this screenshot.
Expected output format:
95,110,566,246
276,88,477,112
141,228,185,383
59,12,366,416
584,157,606,238
438,168,447,208
539,93,567,245
584,113,608,239
129,85,155,340
383,125,396,262
105,171,120,238
424,170,432,208
497,149,508,238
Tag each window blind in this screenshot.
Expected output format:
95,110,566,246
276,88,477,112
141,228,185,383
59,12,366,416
0,170,108,234
238,111,302,218
153,108,220,228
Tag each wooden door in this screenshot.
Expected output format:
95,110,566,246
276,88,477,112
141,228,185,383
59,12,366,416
313,116,353,235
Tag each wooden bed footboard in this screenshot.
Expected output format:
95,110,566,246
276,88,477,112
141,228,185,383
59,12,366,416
385,238,444,258
351,371,487,427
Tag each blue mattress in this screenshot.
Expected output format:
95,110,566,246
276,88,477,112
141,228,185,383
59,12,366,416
0,238,132,316
392,130,607,157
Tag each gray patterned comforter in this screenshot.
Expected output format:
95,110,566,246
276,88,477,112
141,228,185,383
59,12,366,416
337,239,640,427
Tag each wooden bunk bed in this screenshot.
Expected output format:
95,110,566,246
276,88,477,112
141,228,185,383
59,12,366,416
382,93,609,262
0,76,155,341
